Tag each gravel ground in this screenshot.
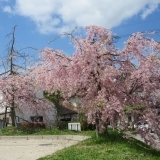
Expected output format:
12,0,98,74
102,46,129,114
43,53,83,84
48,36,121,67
0,139,79,160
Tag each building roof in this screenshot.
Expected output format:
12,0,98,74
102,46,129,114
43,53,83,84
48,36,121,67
59,105,78,115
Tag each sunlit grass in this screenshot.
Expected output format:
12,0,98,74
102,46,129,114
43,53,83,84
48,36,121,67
0,126,94,136
38,130,160,160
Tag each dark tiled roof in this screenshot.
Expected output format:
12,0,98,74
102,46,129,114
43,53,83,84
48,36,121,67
59,105,78,115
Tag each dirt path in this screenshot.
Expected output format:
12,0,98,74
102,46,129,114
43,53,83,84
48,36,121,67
0,138,80,160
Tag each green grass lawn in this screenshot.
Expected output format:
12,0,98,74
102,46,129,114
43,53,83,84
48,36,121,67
38,130,160,160
0,126,93,136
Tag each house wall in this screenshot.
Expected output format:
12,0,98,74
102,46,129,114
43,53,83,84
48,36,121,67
0,112,11,129
0,107,10,114
0,89,57,128
15,104,57,127
0,105,57,129
35,89,44,99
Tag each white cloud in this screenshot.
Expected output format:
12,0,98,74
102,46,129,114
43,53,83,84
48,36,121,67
2,5,13,14
141,3,159,19
2,0,160,34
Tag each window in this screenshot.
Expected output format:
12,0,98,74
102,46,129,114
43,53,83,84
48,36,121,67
61,118,71,122
30,116,43,122
17,117,20,123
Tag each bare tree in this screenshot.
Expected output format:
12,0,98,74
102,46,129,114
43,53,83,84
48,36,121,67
0,26,37,127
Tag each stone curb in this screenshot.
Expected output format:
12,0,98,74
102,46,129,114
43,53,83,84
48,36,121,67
0,135,91,141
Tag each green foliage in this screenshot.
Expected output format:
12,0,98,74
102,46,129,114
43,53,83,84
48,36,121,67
78,113,95,131
57,121,68,130
45,91,64,127
38,130,160,160
0,125,46,135
44,91,63,112
0,126,23,135
124,105,142,114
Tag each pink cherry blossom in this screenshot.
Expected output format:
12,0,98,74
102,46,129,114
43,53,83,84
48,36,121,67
23,26,160,144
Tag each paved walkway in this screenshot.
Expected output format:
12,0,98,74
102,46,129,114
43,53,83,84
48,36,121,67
0,135,90,160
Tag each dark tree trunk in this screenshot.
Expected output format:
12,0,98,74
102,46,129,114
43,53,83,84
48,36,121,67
95,112,99,139
10,106,16,127
10,86,17,127
3,106,8,128
104,125,109,136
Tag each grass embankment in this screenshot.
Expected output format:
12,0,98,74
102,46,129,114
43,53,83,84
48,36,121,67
0,126,93,136
38,130,160,160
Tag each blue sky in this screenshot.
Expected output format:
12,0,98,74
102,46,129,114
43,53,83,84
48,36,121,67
0,0,160,64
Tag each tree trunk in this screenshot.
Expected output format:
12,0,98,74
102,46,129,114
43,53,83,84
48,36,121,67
95,123,99,138
10,107,16,127
103,124,109,136
95,112,99,139
3,106,8,128
56,113,60,128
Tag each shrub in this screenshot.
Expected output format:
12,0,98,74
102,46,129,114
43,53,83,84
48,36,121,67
57,121,68,130
79,113,95,130
21,122,46,129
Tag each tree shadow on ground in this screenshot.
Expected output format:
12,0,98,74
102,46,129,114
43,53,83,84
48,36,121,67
85,129,160,157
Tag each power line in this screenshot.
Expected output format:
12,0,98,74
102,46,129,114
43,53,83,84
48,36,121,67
112,28,160,43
